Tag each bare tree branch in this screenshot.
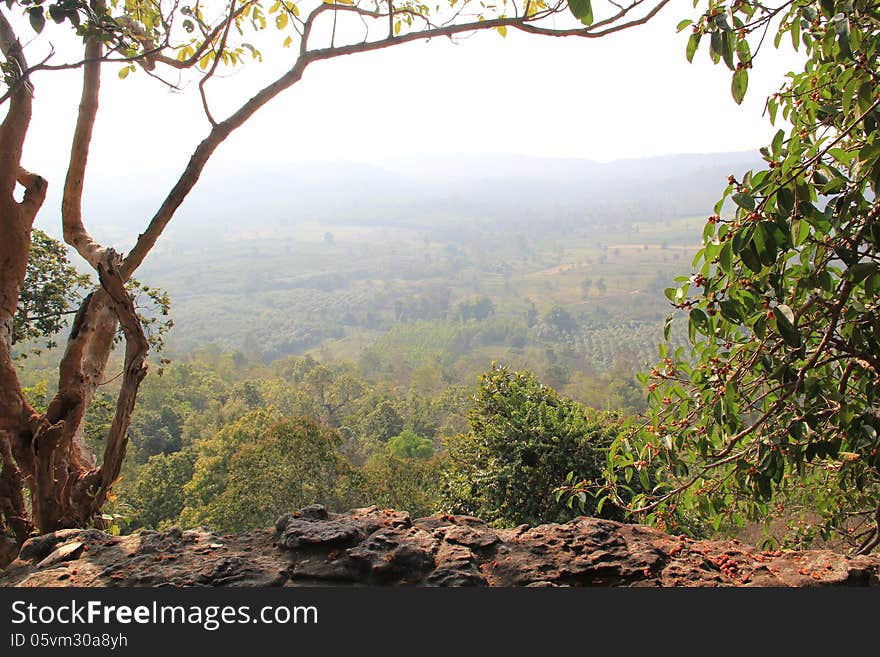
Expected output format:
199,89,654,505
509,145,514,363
198,0,239,126
0,8,33,200
61,29,108,270
66,253,149,524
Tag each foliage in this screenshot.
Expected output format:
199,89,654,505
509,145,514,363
12,230,171,359
361,400,405,443
360,451,441,518
126,449,196,530
128,407,184,463
12,230,91,353
456,296,496,322
0,0,685,542
126,279,173,354
542,304,580,336
602,0,880,552
179,410,355,532
387,429,434,459
438,364,622,527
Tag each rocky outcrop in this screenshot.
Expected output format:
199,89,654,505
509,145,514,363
2,505,878,587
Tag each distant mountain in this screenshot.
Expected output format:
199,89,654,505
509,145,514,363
39,150,764,248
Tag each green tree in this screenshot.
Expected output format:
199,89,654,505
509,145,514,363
543,304,579,336
360,452,440,518
603,0,880,552
388,429,434,460
438,365,622,527
361,400,405,443
128,407,184,463
180,411,353,532
456,296,496,322
126,449,196,530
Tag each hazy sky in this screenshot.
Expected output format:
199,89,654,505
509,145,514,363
16,2,803,189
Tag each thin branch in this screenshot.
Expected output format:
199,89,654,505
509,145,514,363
153,0,256,69
0,47,54,107
19,309,79,324
0,8,33,200
95,255,148,494
16,166,47,219
197,0,238,126
854,499,880,555
518,0,670,37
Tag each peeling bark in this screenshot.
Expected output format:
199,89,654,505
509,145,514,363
0,4,150,544
0,8,45,552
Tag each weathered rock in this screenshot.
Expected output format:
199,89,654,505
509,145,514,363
36,541,84,569
1,505,878,587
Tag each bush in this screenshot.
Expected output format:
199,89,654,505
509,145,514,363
438,364,622,527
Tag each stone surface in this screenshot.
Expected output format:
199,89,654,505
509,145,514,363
1,506,878,587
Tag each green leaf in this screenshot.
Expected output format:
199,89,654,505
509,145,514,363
771,129,785,157
834,13,851,58
639,467,650,492
773,304,800,347
740,242,763,273
732,192,755,210
736,38,751,65
720,300,744,324
731,67,748,105
710,30,722,63
848,262,877,285
28,6,45,33
721,30,735,70
754,222,778,266
48,4,66,24
663,314,674,341
686,33,701,63
828,148,854,166
689,308,709,335
677,19,693,33
819,0,835,19
568,0,593,26
753,313,767,338
777,187,794,214
719,240,733,273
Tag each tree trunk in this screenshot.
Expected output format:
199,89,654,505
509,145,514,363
0,7,148,562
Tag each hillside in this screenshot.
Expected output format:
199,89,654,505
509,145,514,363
50,151,760,362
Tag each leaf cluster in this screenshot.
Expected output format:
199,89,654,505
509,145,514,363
438,363,622,527
608,0,880,552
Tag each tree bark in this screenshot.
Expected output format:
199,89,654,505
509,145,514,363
0,8,46,554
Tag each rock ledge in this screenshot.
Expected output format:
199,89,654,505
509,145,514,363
2,506,878,587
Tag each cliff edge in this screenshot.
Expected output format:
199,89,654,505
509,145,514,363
2,505,878,587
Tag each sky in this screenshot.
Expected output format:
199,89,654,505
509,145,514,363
14,2,804,199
